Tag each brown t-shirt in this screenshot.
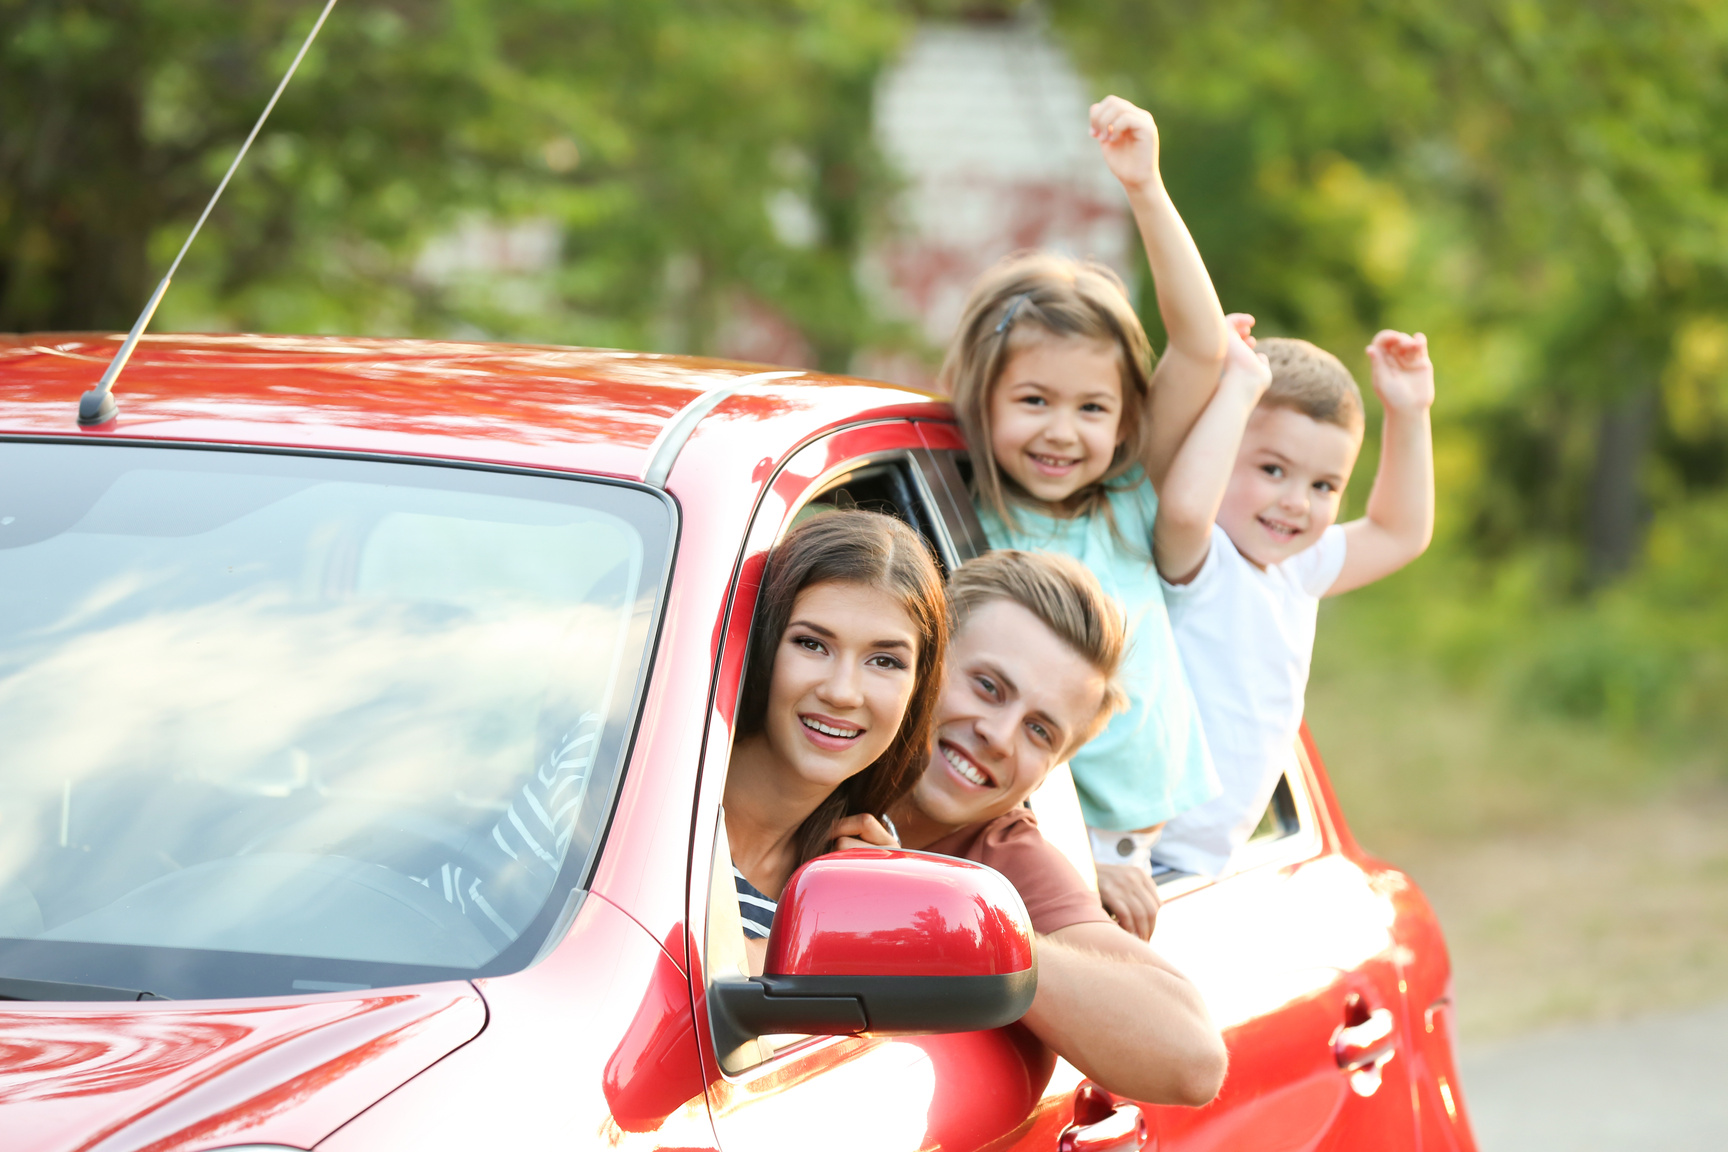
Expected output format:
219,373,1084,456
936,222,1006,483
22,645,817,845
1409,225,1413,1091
924,807,1113,936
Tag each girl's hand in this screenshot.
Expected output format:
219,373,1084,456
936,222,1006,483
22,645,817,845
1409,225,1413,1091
1365,330,1435,414
830,813,899,851
1090,95,1161,193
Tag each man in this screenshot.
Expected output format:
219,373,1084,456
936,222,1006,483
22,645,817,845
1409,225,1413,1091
884,550,1228,1107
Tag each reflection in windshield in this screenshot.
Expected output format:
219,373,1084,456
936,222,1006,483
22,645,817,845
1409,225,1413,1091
0,444,668,997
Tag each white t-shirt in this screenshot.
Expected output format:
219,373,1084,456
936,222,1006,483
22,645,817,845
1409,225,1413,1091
1150,524,1347,877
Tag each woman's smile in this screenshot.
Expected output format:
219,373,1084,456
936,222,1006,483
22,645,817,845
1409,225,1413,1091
799,712,865,749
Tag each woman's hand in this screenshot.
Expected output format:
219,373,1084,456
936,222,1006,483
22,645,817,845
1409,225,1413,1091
1096,862,1162,941
830,813,900,851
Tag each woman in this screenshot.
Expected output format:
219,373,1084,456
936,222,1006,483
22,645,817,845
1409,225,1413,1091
723,510,946,959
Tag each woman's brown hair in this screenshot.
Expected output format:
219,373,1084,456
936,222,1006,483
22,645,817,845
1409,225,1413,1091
736,509,949,864
938,251,1155,529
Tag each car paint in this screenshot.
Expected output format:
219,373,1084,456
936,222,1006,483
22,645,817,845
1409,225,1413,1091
0,334,1476,1151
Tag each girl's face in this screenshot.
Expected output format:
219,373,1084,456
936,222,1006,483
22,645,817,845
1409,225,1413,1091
988,336,1126,506
761,579,921,795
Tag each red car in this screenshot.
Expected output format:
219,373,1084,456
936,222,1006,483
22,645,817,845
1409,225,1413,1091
0,333,1477,1152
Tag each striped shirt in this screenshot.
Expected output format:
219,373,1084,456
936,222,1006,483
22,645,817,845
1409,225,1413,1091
733,866,777,939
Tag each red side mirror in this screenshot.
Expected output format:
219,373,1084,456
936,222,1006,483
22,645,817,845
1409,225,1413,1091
711,849,1036,1053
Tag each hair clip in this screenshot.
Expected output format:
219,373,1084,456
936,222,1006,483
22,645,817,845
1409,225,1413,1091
995,293,1030,335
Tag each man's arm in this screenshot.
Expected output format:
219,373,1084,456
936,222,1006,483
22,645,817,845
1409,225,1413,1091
1090,96,1230,489
1020,921,1227,1106
1332,330,1435,595
1154,318,1270,583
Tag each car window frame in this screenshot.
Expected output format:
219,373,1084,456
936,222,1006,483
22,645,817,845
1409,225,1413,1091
693,429,963,1077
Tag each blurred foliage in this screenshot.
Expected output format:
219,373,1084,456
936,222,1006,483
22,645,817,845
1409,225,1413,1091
3,0,1726,753
1050,0,1728,761
0,0,907,367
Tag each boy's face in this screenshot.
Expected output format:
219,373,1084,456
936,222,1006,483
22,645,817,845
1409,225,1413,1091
1218,404,1361,568
988,336,1126,505
908,599,1106,832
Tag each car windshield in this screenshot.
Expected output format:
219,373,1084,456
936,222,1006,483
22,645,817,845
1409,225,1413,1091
0,441,670,999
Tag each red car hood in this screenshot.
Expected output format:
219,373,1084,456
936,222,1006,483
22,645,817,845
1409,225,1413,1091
0,982,485,1152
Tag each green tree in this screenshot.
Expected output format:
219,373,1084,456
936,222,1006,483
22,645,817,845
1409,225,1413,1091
0,0,907,369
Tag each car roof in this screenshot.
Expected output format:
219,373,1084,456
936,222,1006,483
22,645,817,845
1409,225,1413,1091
0,333,950,484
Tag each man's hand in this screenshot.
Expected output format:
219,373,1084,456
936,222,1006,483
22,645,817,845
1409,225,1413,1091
829,813,898,851
1090,95,1161,193
1366,329,1434,414
1095,862,1162,940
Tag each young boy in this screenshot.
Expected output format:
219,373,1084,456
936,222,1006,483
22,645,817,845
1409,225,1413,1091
1149,323,1436,877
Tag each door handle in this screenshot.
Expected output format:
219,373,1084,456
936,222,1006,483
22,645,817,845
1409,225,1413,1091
1332,993,1397,1097
1059,1102,1149,1152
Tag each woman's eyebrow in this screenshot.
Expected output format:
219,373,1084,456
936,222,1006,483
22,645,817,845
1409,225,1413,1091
788,619,836,638
789,621,911,651
871,638,913,651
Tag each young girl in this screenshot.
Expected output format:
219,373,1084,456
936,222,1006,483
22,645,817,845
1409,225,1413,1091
938,96,1233,932
722,509,948,969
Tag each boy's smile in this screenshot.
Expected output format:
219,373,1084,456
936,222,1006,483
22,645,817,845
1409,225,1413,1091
1218,405,1361,568
988,337,1126,507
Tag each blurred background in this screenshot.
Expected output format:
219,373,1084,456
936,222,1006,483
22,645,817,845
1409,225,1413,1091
4,0,1725,1142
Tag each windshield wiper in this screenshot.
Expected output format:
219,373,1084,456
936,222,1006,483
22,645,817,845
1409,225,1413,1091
0,976,170,1002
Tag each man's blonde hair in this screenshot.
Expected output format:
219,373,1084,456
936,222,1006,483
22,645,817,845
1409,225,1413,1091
1257,337,1365,438
949,549,1128,754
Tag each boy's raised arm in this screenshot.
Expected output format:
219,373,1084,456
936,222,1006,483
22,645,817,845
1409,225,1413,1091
1091,95,1230,490
1154,317,1270,583
1332,330,1436,595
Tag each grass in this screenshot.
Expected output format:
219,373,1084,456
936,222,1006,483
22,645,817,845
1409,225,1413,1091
1304,599,1728,1040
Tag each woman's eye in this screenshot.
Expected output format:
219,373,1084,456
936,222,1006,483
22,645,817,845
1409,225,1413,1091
868,654,908,670
794,636,826,654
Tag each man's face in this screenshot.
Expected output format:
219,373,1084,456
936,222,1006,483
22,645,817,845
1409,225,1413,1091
909,599,1107,830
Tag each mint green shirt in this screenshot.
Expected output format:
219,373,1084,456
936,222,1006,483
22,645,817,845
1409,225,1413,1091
977,469,1219,830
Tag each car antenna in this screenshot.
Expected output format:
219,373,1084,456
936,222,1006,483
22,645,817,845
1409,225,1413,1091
77,0,341,426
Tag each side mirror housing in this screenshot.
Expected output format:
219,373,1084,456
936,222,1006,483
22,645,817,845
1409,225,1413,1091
710,849,1036,1060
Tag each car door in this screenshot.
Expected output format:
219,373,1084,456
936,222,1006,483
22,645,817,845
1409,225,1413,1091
1141,739,1421,1152
685,420,1097,1152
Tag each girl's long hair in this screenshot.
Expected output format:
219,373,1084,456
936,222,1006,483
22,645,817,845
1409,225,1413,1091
736,509,949,865
938,251,1155,530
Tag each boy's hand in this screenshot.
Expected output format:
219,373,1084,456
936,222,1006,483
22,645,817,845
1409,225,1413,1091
1090,95,1161,193
1220,320,1271,401
1366,330,1434,414
1226,312,1257,348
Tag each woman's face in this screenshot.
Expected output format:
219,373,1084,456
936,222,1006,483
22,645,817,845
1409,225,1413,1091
761,579,921,795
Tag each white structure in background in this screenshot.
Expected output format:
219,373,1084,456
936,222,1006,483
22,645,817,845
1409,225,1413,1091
865,17,1134,381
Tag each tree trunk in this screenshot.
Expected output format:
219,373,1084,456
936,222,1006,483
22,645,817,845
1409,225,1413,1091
1585,383,1656,586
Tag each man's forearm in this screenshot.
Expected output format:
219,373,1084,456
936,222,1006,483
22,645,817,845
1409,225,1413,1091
1021,928,1227,1106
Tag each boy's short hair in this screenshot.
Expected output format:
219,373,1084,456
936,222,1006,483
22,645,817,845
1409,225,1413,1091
949,550,1128,754
1258,337,1366,439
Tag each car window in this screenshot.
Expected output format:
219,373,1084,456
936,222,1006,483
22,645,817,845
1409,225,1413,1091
0,441,670,998
794,456,952,570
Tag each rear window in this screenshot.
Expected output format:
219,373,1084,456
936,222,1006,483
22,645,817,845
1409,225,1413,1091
0,441,671,998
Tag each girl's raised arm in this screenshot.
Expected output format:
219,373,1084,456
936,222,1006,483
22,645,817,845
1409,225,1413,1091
1090,96,1229,490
